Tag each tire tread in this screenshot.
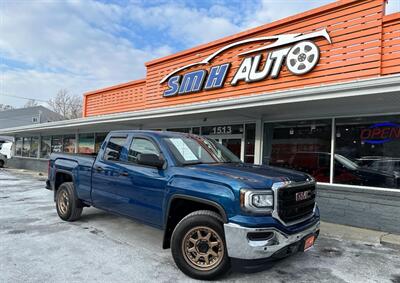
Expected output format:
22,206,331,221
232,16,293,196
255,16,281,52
56,182,83,221
171,209,230,280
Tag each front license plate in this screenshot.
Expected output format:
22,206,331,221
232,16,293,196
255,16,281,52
304,235,315,251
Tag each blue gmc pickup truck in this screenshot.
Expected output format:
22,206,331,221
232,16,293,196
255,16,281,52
46,130,319,279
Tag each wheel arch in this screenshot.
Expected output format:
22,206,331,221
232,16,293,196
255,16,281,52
162,195,228,249
53,169,75,201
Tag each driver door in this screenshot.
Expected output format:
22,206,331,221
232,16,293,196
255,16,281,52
114,135,167,228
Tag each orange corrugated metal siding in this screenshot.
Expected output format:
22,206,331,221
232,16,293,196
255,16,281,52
83,0,399,117
84,80,146,116
381,12,400,75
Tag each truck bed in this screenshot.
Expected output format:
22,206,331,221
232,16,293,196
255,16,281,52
49,152,97,202
51,152,96,168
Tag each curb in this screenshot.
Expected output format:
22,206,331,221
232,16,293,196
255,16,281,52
380,233,400,249
320,221,400,249
2,168,47,181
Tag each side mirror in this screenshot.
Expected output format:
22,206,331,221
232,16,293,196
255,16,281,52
106,151,120,161
137,153,165,169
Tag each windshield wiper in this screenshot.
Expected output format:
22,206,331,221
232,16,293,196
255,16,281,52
182,161,204,166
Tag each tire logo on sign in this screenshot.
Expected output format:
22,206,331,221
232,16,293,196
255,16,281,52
161,29,331,97
286,41,320,75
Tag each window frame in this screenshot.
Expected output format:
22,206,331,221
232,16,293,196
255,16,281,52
102,135,128,162
126,136,162,166
22,137,31,157
262,113,400,192
78,133,95,154
15,137,22,156
40,136,52,158
126,136,163,168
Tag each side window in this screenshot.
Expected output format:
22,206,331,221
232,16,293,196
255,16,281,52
128,138,159,163
103,137,127,161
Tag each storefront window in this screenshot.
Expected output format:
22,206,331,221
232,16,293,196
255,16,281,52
201,124,244,136
63,135,76,153
51,136,63,153
244,124,255,163
30,136,39,158
79,133,95,154
192,127,200,135
15,138,22,156
22,137,31,157
41,136,51,158
335,115,400,189
167,127,191,133
264,120,332,182
95,133,108,153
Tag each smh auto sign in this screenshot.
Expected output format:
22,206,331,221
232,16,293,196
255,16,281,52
160,29,332,97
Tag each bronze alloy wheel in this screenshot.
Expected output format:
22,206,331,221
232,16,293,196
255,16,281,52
58,190,70,215
181,226,224,271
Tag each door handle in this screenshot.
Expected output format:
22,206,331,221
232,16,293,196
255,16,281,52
120,171,129,177
95,166,104,172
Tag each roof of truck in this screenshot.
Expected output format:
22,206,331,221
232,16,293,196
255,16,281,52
108,130,197,138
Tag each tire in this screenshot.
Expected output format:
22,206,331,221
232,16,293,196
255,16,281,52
171,210,230,280
55,182,83,221
0,160,4,168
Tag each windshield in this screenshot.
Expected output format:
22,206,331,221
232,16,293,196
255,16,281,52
164,136,241,165
335,154,359,170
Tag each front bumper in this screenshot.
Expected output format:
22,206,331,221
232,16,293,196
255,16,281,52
224,221,319,260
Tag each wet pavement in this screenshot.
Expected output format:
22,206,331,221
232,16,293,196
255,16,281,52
1,168,400,282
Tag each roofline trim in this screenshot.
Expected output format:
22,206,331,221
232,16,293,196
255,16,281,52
1,74,399,135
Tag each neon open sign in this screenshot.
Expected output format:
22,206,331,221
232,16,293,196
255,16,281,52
360,122,400,144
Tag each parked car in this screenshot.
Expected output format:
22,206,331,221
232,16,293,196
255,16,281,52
0,153,6,168
0,141,12,159
46,130,319,279
0,140,8,167
271,151,399,188
366,158,400,174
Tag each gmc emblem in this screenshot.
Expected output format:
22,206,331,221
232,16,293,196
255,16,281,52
295,190,312,202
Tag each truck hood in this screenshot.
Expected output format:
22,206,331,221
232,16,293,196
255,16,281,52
186,163,310,189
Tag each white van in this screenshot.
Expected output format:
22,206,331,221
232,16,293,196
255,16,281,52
0,141,12,167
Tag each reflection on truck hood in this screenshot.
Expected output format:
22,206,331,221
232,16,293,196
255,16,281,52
185,163,310,188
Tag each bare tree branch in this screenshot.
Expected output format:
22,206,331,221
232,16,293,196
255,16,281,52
23,99,38,108
0,104,14,111
48,89,82,120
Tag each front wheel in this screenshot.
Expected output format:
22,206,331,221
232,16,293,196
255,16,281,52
55,182,83,221
171,210,230,280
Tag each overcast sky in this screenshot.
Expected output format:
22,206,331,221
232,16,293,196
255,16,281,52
0,0,398,108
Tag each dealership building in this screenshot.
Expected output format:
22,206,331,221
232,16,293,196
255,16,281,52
1,0,399,233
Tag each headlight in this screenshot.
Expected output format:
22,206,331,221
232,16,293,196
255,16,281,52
240,189,274,213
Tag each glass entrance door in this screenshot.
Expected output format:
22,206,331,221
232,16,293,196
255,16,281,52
221,138,241,159
201,123,256,164
207,134,244,160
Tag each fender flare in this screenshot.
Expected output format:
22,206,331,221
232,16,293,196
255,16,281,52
162,194,229,249
53,169,76,200
164,194,228,227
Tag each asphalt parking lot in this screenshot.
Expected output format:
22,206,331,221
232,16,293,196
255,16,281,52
1,168,400,283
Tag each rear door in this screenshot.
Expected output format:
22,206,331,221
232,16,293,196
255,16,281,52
91,135,128,211
114,135,168,227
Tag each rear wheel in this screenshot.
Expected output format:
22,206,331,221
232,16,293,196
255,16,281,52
0,160,4,168
171,210,230,280
56,182,83,221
